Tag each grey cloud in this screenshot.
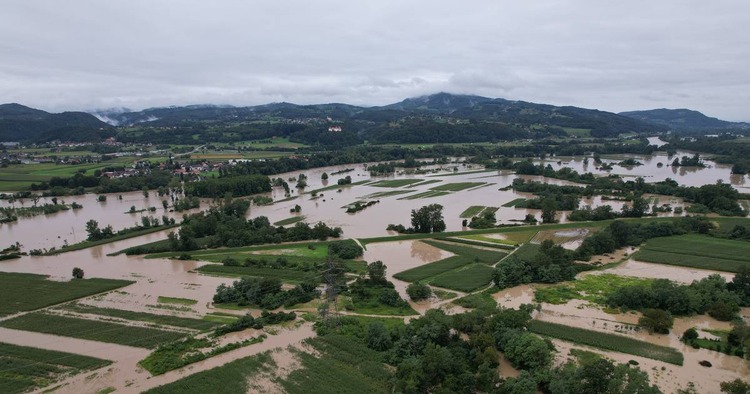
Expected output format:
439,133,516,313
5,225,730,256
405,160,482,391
0,0,749,120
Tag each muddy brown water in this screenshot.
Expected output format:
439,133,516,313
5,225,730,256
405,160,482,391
0,156,746,393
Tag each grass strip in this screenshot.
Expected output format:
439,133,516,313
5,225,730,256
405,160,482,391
502,198,527,207
439,237,515,250
459,205,486,218
43,224,179,255
430,182,485,191
273,216,305,226
367,179,424,188
529,320,684,365
157,296,197,305
0,313,186,349
397,190,450,200
307,180,369,194
60,304,219,331
0,272,133,317
196,265,322,283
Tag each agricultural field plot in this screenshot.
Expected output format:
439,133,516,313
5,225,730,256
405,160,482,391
512,243,542,263
633,234,750,272
407,179,442,187
145,352,275,394
0,158,136,191
276,336,392,394
368,179,424,188
441,237,515,250
0,272,134,317
59,304,220,331
306,180,369,194
430,182,486,192
397,190,450,200
459,230,536,246
273,216,306,226
157,242,330,260
361,189,415,199
501,198,527,207
393,256,472,283
534,274,655,305
529,320,684,365
0,342,112,393
428,264,495,292
234,137,309,149
0,313,186,349
421,240,507,264
459,205,499,219
157,296,197,305
196,265,323,283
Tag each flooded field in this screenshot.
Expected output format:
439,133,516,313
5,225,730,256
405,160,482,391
1,150,749,393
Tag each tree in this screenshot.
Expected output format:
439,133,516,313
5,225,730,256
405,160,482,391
504,332,552,370
72,267,84,279
639,309,673,334
367,261,387,284
85,219,102,241
720,379,750,394
366,321,392,351
407,282,432,301
410,204,446,233
321,172,329,180
541,198,557,223
682,327,699,342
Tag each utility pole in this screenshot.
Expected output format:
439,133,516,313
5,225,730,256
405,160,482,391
322,257,342,327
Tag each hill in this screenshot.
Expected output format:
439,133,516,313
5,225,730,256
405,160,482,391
0,104,113,142
619,108,748,132
1,94,668,145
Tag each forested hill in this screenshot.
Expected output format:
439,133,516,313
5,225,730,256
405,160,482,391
0,103,113,142
2,93,667,144
619,108,749,132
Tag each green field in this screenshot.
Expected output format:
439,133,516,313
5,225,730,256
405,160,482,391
362,189,415,198
0,313,186,349
393,256,472,282
60,304,219,331
306,180,369,194
145,335,392,394
529,320,684,365
534,274,655,305
439,237,515,250
139,335,265,376
0,158,135,192
144,352,275,394
397,190,450,200
0,272,133,317
368,179,424,188
407,179,442,187
0,342,112,393
46,224,179,255
502,198,527,207
429,264,495,292
421,240,507,264
459,205,486,218
276,336,392,394
633,234,750,272
430,182,485,192
273,216,306,226
196,265,322,283
512,243,542,263
157,296,197,305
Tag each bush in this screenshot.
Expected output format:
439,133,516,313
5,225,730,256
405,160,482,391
406,282,432,301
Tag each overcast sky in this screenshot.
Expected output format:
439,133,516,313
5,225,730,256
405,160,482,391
1,1,749,120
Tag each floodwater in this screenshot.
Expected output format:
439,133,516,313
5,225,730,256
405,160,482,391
0,151,747,393
602,258,735,284
537,298,750,394
362,240,458,313
0,190,205,251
